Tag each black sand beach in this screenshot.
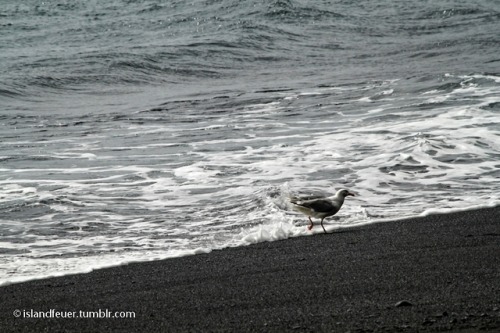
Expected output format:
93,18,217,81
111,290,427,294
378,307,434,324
1,206,499,332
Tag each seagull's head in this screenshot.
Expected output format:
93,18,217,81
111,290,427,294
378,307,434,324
336,189,355,198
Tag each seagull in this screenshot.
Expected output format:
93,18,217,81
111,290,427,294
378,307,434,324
290,189,355,234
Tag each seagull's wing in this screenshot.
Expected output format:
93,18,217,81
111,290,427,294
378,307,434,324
294,199,338,213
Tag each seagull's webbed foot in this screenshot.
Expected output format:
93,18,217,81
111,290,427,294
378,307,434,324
307,217,314,230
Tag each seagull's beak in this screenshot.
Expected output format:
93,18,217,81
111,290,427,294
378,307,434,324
347,192,355,197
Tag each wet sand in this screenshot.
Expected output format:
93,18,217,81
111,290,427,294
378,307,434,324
1,206,499,332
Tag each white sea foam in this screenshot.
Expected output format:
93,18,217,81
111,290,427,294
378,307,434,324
1,73,499,286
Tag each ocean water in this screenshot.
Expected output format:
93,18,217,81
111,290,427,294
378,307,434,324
1,0,499,285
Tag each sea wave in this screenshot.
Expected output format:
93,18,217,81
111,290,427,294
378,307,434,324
1,0,499,285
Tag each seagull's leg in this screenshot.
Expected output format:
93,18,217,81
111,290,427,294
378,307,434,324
321,218,328,234
307,217,314,230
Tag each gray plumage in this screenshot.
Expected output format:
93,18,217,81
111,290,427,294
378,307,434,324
290,189,355,234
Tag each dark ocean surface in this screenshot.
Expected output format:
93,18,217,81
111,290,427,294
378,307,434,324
1,0,499,284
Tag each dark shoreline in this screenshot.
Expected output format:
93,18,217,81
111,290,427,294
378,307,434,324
1,207,499,332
